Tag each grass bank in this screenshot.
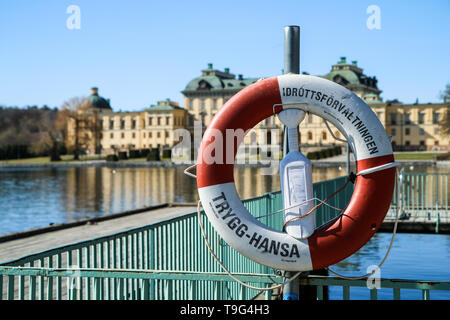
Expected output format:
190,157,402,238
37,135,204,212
0,155,105,164
394,152,443,161
0,152,447,164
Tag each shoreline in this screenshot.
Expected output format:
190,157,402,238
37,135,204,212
0,159,448,169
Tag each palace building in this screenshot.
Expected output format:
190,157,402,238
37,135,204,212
67,59,449,156
67,88,192,155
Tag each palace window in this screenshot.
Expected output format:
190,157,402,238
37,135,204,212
110,120,114,129
200,99,205,112
121,119,125,129
166,117,170,125
419,128,425,136
132,132,136,139
121,132,125,139
405,128,410,135
433,112,440,124
418,112,425,124
404,113,411,125
322,131,327,140
165,131,169,138
390,114,397,125
157,132,161,138
132,119,136,129
391,128,396,136
157,117,161,126
148,117,152,126
110,133,114,138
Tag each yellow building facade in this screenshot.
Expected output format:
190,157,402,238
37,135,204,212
67,91,191,155
181,60,449,152
99,99,189,154
68,60,449,157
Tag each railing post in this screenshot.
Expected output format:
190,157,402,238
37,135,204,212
7,275,14,300
393,288,401,300
370,288,378,300
436,211,440,233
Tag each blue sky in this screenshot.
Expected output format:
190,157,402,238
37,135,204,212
0,0,449,111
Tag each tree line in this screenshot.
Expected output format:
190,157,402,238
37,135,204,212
0,97,99,161
0,105,64,160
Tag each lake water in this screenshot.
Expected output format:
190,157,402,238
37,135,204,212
0,164,449,299
331,232,450,300
0,164,445,236
0,165,346,236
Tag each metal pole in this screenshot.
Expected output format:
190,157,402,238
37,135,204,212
284,26,300,74
282,25,300,300
282,26,300,156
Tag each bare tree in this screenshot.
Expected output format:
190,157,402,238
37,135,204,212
29,113,62,161
60,97,101,160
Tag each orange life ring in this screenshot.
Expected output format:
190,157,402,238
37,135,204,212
196,74,396,271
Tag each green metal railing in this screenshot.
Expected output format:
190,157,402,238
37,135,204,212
1,266,449,300
1,174,449,300
0,176,351,300
389,172,449,220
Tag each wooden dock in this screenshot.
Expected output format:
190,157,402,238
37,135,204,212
0,204,197,264
379,216,450,234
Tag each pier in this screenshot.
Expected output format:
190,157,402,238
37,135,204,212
1,174,449,300
0,203,196,264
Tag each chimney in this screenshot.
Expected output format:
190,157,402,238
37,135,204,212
238,74,243,80
207,63,213,70
339,57,346,64
351,60,357,66
224,67,230,73
91,87,99,95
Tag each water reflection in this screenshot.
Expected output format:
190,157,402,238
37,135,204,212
234,166,346,199
0,165,447,236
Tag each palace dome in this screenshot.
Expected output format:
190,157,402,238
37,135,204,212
87,87,112,110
